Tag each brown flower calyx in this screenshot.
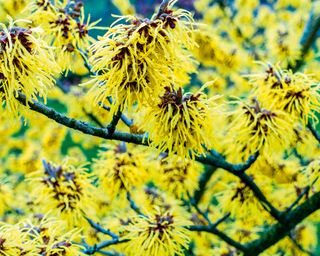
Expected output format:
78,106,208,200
158,87,201,109
246,98,277,118
0,27,33,53
150,213,174,235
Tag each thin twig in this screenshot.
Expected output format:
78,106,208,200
193,166,217,204
285,186,310,213
99,103,133,127
187,192,211,224
126,192,145,217
83,239,129,255
188,223,247,252
289,233,316,256
154,0,170,19
292,10,320,71
82,108,105,128
308,122,320,143
85,217,119,240
107,108,123,135
243,191,320,256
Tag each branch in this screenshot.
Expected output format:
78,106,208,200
155,0,170,19
193,166,217,204
292,10,320,71
98,251,124,256
126,192,145,217
308,122,320,143
285,186,310,213
83,239,129,255
85,217,119,240
99,103,133,128
16,93,261,173
16,93,146,146
188,221,246,252
107,108,123,136
187,192,211,224
243,191,320,256
198,150,259,174
82,108,105,128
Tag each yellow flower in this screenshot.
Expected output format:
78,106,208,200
0,222,38,255
0,0,30,21
93,143,148,198
24,216,83,256
139,86,219,158
28,0,98,73
0,18,59,114
227,98,294,158
252,63,320,125
124,207,191,256
30,159,97,227
219,177,269,221
87,3,196,113
266,23,301,67
157,155,201,198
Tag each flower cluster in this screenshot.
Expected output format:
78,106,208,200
88,1,196,113
28,0,98,73
124,207,191,256
0,19,58,113
139,86,218,158
30,159,96,227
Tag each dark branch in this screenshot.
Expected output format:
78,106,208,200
83,108,105,128
83,239,129,255
16,93,146,146
99,103,133,127
244,191,320,256
187,192,211,224
155,0,170,19
308,122,320,143
198,150,259,173
285,186,310,213
86,217,119,240
16,93,260,174
193,166,217,204
126,192,145,217
188,222,247,252
107,108,123,135
292,10,320,71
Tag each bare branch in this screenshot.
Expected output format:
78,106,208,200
193,166,217,204
99,103,133,128
107,108,123,135
188,222,246,252
308,122,320,143
243,191,320,256
155,0,171,19
82,239,129,255
85,217,119,240
285,186,310,213
292,10,320,71
126,192,146,217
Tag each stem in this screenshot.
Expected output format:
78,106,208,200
308,122,320,143
193,166,217,204
292,10,320,71
244,191,320,256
